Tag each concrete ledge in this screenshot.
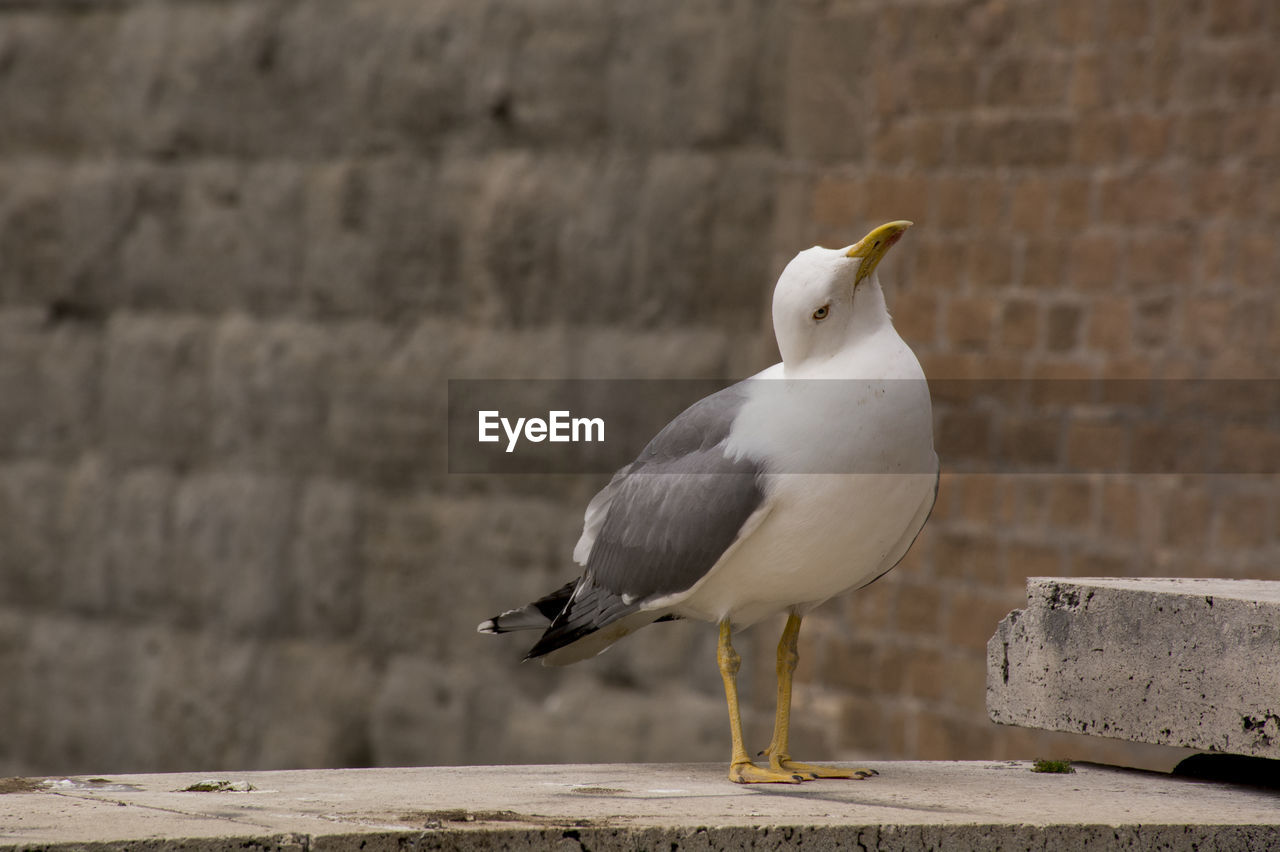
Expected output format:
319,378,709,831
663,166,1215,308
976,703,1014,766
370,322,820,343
988,577,1280,757
3,762,1280,851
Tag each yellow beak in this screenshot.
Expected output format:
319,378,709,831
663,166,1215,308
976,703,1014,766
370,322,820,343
845,220,913,287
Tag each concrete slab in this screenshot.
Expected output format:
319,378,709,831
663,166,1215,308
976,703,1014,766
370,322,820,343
988,577,1280,758
2,762,1280,851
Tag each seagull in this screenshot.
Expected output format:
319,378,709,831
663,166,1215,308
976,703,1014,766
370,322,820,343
478,221,938,784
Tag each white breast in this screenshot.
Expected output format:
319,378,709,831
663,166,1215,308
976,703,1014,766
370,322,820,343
664,323,939,626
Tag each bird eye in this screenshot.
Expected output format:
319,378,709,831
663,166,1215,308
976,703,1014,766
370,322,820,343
812,305,829,321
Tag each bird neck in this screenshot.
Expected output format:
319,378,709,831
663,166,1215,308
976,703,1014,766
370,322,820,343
848,279,892,339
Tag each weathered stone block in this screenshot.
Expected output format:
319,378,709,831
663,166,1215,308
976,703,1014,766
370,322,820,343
609,0,772,147
348,0,481,151
909,59,979,111
56,458,112,616
0,166,64,304
209,316,333,473
466,153,762,330
102,315,212,466
171,472,296,634
504,1,612,142
0,311,101,459
106,467,180,619
119,162,306,313
497,676,734,765
1098,172,1192,225
290,478,362,637
955,117,1074,167
984,56,1070,108
0,612,376,774
326,321,449,483
301,159,458,320
542,156,646,327
0,162,132,310
572,327,731,380
0,461,64,606
631,154,717,323
126,2,361,158
783,15,873,162
469,152,584,327
880,3,969,58
359,493,576,656
369,654,477,767
0,10,123,155
370,158,463,317
989,577,1280,758
297,163,378,316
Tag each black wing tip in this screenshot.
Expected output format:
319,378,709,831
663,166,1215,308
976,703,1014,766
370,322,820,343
477,609,550,635
532,579,579,619
523,610,681,663
523,622,599,661
478,578,581,638
479,617,528,635
522,577,646,661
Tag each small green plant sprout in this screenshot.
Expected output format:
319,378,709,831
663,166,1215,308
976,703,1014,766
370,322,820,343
1031,759,1075,774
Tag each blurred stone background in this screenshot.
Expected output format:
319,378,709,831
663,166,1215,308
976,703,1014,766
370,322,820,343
1,0,1277,776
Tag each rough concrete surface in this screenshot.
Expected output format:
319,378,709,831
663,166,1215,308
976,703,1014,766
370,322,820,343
3,762,1280,851
989,578,1280,758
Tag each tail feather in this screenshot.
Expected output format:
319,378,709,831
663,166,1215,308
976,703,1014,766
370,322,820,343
523,580,634,659
477,579,576,635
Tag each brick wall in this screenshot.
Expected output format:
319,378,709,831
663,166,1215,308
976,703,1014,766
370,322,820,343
783,0,1280,770
0,0,1276,775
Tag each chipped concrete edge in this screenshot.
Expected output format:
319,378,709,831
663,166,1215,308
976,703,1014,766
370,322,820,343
9,825,1280,852
987,576,1280,758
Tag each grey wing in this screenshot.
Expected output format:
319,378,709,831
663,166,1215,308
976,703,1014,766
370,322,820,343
525,383,768,660
571,463,630,565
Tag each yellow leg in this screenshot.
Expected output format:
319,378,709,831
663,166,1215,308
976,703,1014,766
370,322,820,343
762,613,876,781
717,620,805,784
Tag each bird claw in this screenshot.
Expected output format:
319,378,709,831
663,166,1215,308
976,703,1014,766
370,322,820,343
728,761,807,784
771,758,877,780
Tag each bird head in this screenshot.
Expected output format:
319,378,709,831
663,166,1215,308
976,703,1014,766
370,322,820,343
771,220,912,367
